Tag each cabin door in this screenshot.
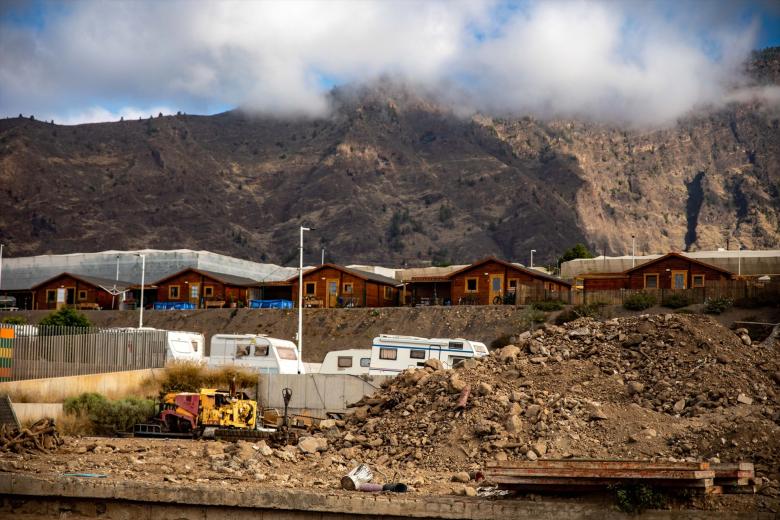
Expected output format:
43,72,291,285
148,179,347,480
326,279,339,308
189,283,200,306
489,274,504,304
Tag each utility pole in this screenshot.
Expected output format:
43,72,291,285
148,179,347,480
0,243,4,294
321,247,325,265
530,249,536,269
631,234,636,268
112,255,119,310
297,227,312,374
136,253,146,328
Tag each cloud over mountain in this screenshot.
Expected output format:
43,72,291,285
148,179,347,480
0,0,766,125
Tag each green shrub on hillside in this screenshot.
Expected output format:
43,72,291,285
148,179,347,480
531,300,566,312
661,293,690,309
555,303,605,324
39,307,92,328
704,296,733,314
623,292,657,311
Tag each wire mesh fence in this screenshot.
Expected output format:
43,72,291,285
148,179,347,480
2,325,167,381
573,280,780,306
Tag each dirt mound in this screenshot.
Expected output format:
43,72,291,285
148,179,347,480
331,314,780,481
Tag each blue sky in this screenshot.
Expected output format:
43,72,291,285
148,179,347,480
1,0,779,126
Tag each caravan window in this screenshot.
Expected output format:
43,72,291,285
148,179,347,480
192,341,199,353
451,356,468,367
337,356,353,368
277,347,298,360
410,349,426,359
254,345,269,356
360,358,371,367
449,342,464,350
236,343,250,357
379,348,397,360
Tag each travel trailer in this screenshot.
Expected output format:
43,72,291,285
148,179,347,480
368,334,489,376
165,331,205,362
319,349,372,375
208,334,303,374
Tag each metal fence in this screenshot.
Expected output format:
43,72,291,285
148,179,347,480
573,280,780,306
3,325,167,381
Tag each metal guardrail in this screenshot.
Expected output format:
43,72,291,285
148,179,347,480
2,325,167,381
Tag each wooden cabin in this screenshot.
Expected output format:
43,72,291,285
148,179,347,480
406,257,571,305
288,264,400,308
448,257,571,305
31,272,134,310
152,268,260,308
581,253,735,290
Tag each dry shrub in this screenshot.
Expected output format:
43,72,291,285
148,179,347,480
159,361,257,394
58,411,93,436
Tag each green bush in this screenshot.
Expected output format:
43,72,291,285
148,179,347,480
661,292,690,309
39,307,92,328
623,291,657,311
554,303,604,325
704,296,733,314
531,300,565,312
0,316,27,325
614,484,667,513
63,393,156,434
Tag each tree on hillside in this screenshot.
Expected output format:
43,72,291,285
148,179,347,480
39,307,92,328
559,243,594,264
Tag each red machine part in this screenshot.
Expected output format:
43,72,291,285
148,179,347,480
160,393,200,432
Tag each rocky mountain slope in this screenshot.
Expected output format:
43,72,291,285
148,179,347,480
1,49,778,266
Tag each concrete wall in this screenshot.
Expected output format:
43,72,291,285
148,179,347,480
258,374,389,416
0,368,164,403
12,403,64,424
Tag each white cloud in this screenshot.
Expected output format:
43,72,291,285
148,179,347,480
0,0,763,126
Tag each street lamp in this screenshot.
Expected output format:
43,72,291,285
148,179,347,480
111,255,120,310
0,243,4,294
135,253,146,328
530,249,536,269
631,234,636,268
297,226,313,374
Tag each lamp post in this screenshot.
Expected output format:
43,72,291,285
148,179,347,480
631,234,636,268
135,253,146,328
0,243,4,294
297,226,312,374
530,249,536,269
321,247,325,265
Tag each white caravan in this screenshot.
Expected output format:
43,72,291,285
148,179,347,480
208,334,303,374
319,349,372,375
165,331,205,362
368,334,489,376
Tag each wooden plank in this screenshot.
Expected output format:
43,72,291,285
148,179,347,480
485,459,709,470
712,463,754,473
714,478,750,486
485,468,715,480
495,477,714,488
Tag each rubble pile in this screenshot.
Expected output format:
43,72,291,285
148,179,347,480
314,314,779,480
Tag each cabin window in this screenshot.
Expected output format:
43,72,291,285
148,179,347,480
169,285,180,299
692,274,705,288
379,348,397,360
305,282,316,296
410,349,426,359
337,356,353,368
343,283,353,294
508,279,519,292
449,341,464,350
451,356,468,368
277,347,298,360
254,345,269,357
384,286,393,300
46,290,56,303
360,358,371,367
204,286,214,297
191,341,199,353
236,343,250,357
78,290,88,301
465,278,478,292
643,274,658,289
